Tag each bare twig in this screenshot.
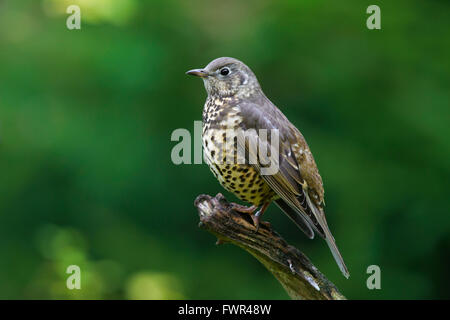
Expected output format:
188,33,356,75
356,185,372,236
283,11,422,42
194,193,346,300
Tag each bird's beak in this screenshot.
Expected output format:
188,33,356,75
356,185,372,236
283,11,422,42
186,69,209,78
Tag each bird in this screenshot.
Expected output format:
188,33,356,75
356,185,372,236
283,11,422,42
186,57,349,278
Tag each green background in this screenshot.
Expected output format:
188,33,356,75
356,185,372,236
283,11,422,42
0,0,449,299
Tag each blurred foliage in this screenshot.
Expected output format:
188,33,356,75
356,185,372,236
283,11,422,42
0,0,449,299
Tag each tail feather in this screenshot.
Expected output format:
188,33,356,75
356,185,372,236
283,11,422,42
304,193,350,278
274,193,350,278
322,222,350,278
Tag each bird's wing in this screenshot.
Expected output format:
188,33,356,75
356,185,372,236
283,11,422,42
274,198,314,239
238,99,349,278
238,100,324,235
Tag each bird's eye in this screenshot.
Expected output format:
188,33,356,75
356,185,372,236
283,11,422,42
219,67,230,76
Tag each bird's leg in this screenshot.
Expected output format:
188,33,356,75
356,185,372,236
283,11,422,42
230,203,258,214
251,202,272,232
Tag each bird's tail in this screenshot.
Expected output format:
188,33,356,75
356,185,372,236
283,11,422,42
303,194,350,278
276,194,350,278
321,221,350,279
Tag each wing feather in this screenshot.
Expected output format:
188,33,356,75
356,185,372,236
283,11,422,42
237,99,349,278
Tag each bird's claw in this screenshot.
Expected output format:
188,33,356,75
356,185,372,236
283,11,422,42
230,203,257,214
230,202,271,232
251,210,271,232
251,214,261,232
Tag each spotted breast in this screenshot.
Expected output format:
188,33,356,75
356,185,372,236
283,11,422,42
201,97,278,207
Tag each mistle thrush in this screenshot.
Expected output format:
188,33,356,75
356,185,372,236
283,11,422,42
187,57,349,278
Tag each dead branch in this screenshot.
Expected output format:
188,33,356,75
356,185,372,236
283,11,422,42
194,193,346,300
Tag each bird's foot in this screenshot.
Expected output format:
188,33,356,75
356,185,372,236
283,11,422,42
230,202,271,232
251,202,272,232
230,203,258,214
251,210,271,232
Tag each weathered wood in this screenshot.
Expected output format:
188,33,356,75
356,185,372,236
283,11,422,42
194,193,346,300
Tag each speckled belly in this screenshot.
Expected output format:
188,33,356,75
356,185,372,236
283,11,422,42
203,128,278,207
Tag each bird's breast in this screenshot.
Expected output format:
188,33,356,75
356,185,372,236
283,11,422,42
201,97,277,206
202,97,243,131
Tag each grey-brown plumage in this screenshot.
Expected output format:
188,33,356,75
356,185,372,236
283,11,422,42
187,57,349,278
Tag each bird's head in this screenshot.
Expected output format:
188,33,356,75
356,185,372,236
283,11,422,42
186,57,260,98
